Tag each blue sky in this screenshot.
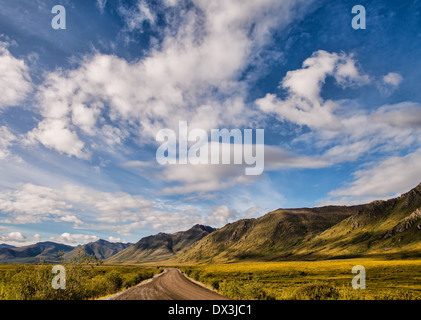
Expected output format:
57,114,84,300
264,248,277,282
1,0,421,246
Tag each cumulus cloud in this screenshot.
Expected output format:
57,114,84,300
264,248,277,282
50,233,99,245
383,72,403,87
29,0,311,158
205,205,238,226
0,182,243,236
27,119,88,159
0,231,45,247
377,72,403,96
0,183,152,227
257,50,370,131
0,231,27,243
257,51,421,167
108,236,123,243
0,43,32,109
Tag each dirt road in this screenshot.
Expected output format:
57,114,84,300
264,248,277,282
110,268,229,300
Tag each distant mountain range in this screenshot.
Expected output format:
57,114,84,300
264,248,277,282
0,241,74,264
1,183,421,264
0,244,16,249
64,239,131,261
0,240,131,264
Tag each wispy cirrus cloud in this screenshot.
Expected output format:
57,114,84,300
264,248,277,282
328,149,421,200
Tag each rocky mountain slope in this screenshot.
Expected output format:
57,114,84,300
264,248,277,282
175,183,421,263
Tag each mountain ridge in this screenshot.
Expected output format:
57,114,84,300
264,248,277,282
63,239,132,261
0,241,74,264
174,183,421,263
107,224,216,263
2,183,421,264
0,239,131,264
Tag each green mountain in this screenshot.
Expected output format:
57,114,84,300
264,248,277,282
107,224,216,263
64,239,131,261
3,184,420,265
175,206,357,263
298,183,421,259
175,183,421,263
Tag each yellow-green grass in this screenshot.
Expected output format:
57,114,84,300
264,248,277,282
179,259,421,300
0,264,161,300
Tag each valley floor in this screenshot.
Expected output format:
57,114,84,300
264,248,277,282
1,259,420,300
178,258,421,300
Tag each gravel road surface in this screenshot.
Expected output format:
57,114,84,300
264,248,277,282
110,268,229,300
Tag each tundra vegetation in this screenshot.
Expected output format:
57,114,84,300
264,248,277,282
179,259,421,300
0,251,161,300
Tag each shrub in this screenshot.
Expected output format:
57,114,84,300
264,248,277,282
292,283,340,300
105,271,123,293
0,248,160,300
219,278,273,300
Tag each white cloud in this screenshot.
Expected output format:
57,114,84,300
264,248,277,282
0,126,19,161
204,205,238,227
29,0,312,158
50,233,99,245
59,215,83,225
0,181,242,236
371,102,421,129
383,72,403,87
257,50,369,131
0,183,153,227
28,119,88,159
0,231,48,246
107,236,122,243
257,51,421,167
377,72,403,96
153,142,329,195
0,43,32,109
119,0,156,32
264,145,330,170
96,0,107,13
0,231,27,243
327,148,421,202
